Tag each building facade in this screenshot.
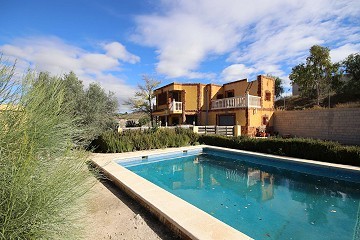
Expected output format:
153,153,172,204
153,75,275,136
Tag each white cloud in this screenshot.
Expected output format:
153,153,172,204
221,64,256,82
104,42,140,64
79,73,135,112
0,36,139,111
133,2,243,78
331,43,360,62
134,0,360,82
81,53,119,73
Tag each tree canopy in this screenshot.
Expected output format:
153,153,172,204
61,72,118,144
289,45,340,105
124,75,160,124
342,52,360,94
267,75,284,98
35,71,118,145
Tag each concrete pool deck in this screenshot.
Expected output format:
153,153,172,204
91,145,360,240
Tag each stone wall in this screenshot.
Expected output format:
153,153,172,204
273,108,360,145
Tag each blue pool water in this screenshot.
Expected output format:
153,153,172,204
121,149,360,240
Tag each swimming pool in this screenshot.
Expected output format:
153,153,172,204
120,147,360,240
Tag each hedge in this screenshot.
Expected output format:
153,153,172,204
90,127,199,153
199,135,360,166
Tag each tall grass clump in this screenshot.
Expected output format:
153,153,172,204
0,58,92,239
199,135,360,166
91,127,199,153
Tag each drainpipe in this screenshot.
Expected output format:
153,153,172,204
205,87,209,125
182,90,186,124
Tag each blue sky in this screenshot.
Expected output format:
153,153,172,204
1,0,359,112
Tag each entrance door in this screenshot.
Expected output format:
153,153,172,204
218,114,235,126
171,116,180,126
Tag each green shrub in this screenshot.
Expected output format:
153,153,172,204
91,127,198,153
0,61,92,239
199,135,360,166
138,116,150,126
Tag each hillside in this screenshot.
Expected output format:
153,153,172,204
275,92,360,110
116,112,149,128
116,112,147,120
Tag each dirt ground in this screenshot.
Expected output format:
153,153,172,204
84,178,180,240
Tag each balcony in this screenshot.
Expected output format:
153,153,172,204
169,100,182,113
211,94,261,110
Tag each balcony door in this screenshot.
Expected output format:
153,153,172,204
225,90,234,98
171,91,181,102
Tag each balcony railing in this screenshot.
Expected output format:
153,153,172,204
211,94,261,110
170,100,182,113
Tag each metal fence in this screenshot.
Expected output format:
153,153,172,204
119,125,193,132
119,125,235,137
197,125,234,137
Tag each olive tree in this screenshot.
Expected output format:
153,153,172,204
80,82,118,142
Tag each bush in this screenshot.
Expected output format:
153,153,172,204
90,127,199,153
199,135,360,166
61,72,119,146
0,61,92,239
138,116,150,126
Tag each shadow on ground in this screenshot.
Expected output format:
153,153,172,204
99,178,180,240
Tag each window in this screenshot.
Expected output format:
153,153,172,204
225,90,234,98
265,91,271,101
157,92,167,105
217,94,223,99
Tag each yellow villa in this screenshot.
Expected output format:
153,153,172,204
153,75,275,136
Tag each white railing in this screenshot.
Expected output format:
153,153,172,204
248,95,261,108
211,94,261,109
170,100,182,112
211,96,246,109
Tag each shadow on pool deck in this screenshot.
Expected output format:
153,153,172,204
97,178,180,240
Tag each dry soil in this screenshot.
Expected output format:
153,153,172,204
84,178,180,240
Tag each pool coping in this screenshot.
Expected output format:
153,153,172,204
91,145,360,240
206,145,360,173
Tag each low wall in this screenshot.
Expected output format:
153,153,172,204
274,108,360,145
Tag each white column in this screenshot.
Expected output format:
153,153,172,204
245,92,249,107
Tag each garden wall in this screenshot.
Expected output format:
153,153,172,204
274,108,360,145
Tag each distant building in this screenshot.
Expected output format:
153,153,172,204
292,83,300,96
153,75,275,136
